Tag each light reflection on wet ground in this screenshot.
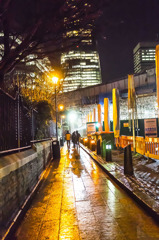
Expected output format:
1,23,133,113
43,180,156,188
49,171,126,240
12,145,159,240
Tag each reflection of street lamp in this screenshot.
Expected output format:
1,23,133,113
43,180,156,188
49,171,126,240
52,76,58,139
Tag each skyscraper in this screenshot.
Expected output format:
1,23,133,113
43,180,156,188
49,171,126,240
133,42,157,73
61,0,102,92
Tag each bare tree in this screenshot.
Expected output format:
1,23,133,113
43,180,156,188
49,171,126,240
0,0,103,86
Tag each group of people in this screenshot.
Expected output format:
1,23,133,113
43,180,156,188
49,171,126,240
65,130,80,149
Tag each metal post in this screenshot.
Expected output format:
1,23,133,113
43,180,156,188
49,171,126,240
132,108,136,153
61,117,64,137
55,86,58,140
124,144,134,175
31,108,34,140
17,87,20,148
17,75,20,149
97,139,101,155
31,79,34,141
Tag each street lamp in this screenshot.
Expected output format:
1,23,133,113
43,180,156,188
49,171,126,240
60,114,65,140
59,104,64,111
52,76,59,139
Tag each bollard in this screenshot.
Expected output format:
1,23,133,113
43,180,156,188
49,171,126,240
97,139,101,155
52,140,60,160
105,141,112,162
60,137,64,146
90,140,96,151
88,138,91,149
101,139,106,158
124,144,134,175
106,147,112,162
83,138,88,146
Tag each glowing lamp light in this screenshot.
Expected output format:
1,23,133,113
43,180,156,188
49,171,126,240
61,115,65,119
52,76,58,84
91,140,95,144
59,104,64,111
84,138,88,142
106,145,112,150
68,111,77,122
155,102,158,110
96,123,100,127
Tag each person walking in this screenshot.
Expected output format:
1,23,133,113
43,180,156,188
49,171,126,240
72,131,76,148
75,130,80,147
65,130,71,150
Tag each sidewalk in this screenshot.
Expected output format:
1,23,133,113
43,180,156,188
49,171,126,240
10,145,159,240
80,144,159,221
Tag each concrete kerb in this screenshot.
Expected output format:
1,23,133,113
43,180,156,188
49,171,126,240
80,143,159,222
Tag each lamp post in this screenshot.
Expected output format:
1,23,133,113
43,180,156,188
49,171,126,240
61,114,65,137
58,105,64,136
52,76,58,140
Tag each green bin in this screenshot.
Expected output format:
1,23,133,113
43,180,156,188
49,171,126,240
100,132,114,158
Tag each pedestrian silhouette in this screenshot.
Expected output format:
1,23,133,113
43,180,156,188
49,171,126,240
65,130,71,150
72,131,76,148
75,130,80,146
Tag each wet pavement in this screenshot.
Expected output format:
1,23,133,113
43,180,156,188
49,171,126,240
11,145,159,240
111,150,159,202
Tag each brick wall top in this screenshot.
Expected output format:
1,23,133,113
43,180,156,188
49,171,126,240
33,141,51,152
0,141,52,179
0,149,37,179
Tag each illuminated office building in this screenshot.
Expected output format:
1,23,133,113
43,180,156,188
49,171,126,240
61,0,102,92
133,42,157,73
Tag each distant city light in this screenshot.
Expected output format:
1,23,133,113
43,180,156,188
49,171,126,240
68,111,77,122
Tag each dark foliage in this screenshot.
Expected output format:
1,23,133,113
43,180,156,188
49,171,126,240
34,100,52,139
0,0,103,84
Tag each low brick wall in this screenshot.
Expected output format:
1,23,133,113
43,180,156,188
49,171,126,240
0,140,52,227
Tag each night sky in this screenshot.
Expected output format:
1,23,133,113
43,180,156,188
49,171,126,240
98,0,159,83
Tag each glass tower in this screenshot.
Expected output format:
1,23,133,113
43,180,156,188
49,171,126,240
61,0,102,92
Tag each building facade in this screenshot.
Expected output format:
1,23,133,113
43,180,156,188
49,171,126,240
57,68,157,136
133,42,157,73
61,0,102,92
